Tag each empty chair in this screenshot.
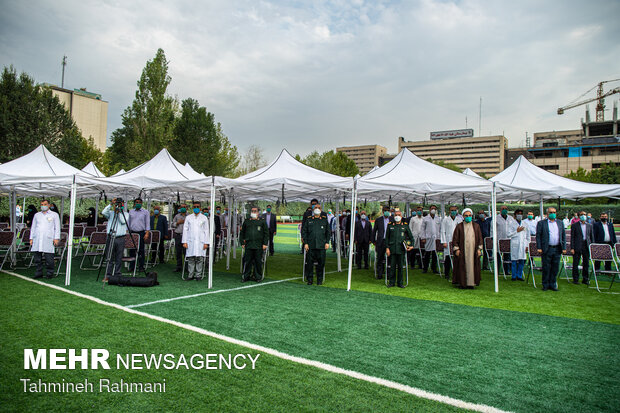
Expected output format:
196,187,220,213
13,228,33,269
526,241,543,288
0,232,16,270
80,232,109,270
588,243,620,293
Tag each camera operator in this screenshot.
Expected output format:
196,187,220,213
101,198,130,281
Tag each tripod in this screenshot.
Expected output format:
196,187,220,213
96,202,145,281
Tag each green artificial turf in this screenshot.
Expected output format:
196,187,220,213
0,274,467,413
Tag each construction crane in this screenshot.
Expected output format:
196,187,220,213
557,78,620,121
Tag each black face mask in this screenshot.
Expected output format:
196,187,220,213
601,218,607,223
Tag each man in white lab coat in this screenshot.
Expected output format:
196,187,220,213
30,199,60,279
496,205,516,275
421,204,442,273
408,206,424,269
182,201,211,280
441,205,463,280
507,209,529,281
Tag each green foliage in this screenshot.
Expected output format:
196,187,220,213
170,98,239,177
425,158,462,172
0,65,103,167
565,162,620,185
107,49,238,176
298,150,359,177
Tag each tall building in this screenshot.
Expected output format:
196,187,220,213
506,105,620,175
336,144,387,174
45,84,108,152
398,134,508,176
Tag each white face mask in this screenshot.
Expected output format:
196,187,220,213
361,214,367,219
430,209,436,216
41,205,49,212
394,215,402,222
250,212,258,219
313,208,321,215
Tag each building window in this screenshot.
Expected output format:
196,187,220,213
592,163,602,169
540,164,559,170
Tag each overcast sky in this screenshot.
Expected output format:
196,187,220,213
1,0,619,161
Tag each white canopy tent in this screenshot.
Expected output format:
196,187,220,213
112,169,126,176
492,155,620,200
81,161,106,177
354,149,500,292
463,168,483,178
220,149,355,276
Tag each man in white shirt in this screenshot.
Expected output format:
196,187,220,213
408,206,424,268
30,199,60,279
182,201,211,280
523,211,538,237
421,205,441,273
440,206,463,279
496,206,516,275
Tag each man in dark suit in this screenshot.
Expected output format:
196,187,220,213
570,210,594,285
354,210,372,269
372,206,394,279
149,204,168,264
536,207,566,291
593,212,617,271
262,204,277,256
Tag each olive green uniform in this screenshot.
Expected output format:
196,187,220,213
386,222,414,286
302,215,330,284
240,218,269,281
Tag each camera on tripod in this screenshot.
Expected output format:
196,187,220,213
113,197,125,209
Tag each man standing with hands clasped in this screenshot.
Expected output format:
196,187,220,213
30,199,60,279
182,201,210,281
240,206,269,282
536,207,566,291
385,209,414,288
302,203,330,286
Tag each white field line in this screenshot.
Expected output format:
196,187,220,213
126,277,302,308
1,269,510,413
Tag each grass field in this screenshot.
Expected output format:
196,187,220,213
2,222,619,412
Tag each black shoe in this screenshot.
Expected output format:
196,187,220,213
572,280,580,285
307,281,313,285
195,277,202,281
550,287,559,291
185,277,194,281
45,274,54,279
511,278,517,281
357,266,362,270
241,278,248,283
542,286,548,291
173,268,181,272
422,270,428,273
255,278,262,283
582,280,590,286
387,283,394,288
317,281,323,285
364,266,369,270
397,284,405,288
376,275,383,280
33,274,43,279
516,277,525,281
138,267,146,272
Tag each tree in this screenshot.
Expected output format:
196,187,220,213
170,98,239,177
591,162,620,184
299,150,359,177
108,49,177,169
241,145,267,174
426,158,462,172
0,65,102,167
564,167,591,183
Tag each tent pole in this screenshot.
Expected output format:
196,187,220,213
208,176,216,289
60,196,65,224
21,197,26,224
65,176,77,286
335,196,341,272
347,182,357,291
226,192,233,270
539,195,543,219
492,182,498,293
94,196,100,226
232,199,237,259
440,199,445,218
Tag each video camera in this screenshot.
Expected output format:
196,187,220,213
113,197,125,209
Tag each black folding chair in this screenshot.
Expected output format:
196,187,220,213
145,230,161,268
76,226,97,257
80,231,108,270
0,232,16,270
526,241,542,288
120,233,141,276
13,228,33,269
498,239,511,280
589,243,620,293
53,233,69,277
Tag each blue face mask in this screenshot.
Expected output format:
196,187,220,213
179,208,186,213
417,211,422,216
580,215,586,221
154,210,160,215
464,216,473,223
384,211,390,217
501,209,508,216
548,213,556,220
450,210,457,217
193,208,200,214
203,212,209,217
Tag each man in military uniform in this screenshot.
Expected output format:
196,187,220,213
239,206,269,282
386,209,414,288
302,203,330,285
